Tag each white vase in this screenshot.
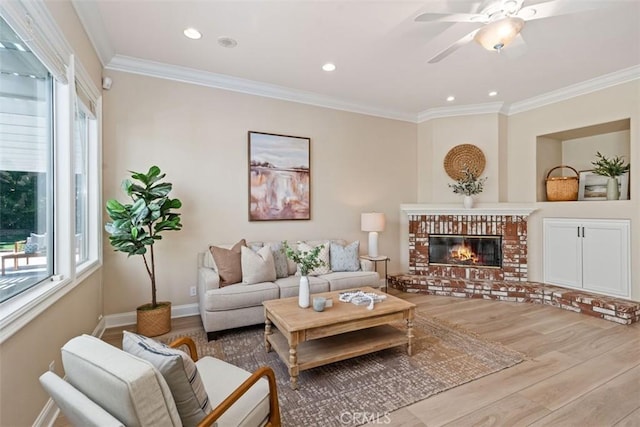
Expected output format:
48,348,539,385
463,195,474,209
606,177,619,200
299,276,310,308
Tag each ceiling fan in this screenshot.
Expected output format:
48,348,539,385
415,0,602,63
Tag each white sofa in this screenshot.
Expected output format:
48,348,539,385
197,239,380,339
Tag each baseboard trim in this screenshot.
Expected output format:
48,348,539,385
104,303,199,328
33,396,60,427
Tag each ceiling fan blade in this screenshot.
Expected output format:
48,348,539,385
415,12,487,23
518,0,605,21
427,29,479,64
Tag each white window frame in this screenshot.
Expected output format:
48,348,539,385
0,3,103,344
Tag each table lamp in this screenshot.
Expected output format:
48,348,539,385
361,212,385,258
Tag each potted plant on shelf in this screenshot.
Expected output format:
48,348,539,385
448,167,488,209
591,151,630,200
105,166,183,336
282,241,325,308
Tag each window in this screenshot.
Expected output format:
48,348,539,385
74,101,90,265
0,16,54,302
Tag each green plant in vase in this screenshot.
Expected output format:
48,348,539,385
591,152,630,200
448,167,487,208
105,165,182,335
282,241,325,308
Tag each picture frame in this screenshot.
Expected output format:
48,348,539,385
248,131,311,221
578,170,629,201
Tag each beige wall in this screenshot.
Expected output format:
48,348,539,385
416,113,501,203
0,2,104,425
101,70,417,314
0,271,103,426
562,130,631,172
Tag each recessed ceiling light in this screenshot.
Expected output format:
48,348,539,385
446,95,455,102
322,63,336,72
183,28,202,40
488,91,498,97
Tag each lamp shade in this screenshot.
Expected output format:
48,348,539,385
474,17,525,51
361,213,385,232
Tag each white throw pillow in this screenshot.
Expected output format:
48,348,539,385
330,241,360,272
122,331,212,427
241,246,277,284
296,241,331,276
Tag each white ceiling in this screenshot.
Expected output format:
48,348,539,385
73,0,640,121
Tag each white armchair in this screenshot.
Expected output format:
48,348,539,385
39,334,280,427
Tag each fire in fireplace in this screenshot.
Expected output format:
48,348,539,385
428,234,502,268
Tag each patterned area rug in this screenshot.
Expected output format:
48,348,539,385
164,314,524,427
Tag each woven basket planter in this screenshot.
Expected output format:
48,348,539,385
136,301,172,337
546,165,579,201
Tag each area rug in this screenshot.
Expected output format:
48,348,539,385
163,314,524,427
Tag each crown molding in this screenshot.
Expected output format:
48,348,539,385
71,0,114,66
105,55,418,123
507,65,640,115
416,102,507,123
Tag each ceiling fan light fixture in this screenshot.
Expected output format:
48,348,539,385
474,17,524,51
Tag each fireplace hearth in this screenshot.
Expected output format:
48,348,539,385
429,234,502,268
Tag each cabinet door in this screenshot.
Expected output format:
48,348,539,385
543,219,582,287
582,220,630,297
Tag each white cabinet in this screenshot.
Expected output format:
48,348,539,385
543,218,630,297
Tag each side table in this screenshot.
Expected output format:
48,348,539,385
360,255,389,292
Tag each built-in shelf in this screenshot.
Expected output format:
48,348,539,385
536,118,631,202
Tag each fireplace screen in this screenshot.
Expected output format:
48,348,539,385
428,235,502,268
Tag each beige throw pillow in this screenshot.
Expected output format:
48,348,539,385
241,246,277,284
209,239,246,286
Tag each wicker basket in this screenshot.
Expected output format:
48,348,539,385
136,301,172,337
546,165,579,201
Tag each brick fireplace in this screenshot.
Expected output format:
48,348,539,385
405,204,534,281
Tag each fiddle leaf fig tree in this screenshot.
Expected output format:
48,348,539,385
105,166,182,309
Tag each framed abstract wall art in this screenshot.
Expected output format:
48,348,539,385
248,131,310,221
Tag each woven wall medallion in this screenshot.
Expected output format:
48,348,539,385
444,144,486,180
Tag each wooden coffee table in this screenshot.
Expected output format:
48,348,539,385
263,286,415,389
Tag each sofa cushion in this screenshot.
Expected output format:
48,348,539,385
322,271,380,292
275,275,330,298
122,332,212,427
197,356,270,427
241,246,276,285
61,334,181,427
204,282,280,311
209,239,246,286
296,241,331,276
330,241,360,272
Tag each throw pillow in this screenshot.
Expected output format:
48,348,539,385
296,241,331,276
209,239,246,286
241,246,277,284
330,241,360,272
122,331,212,427
265,241,289,278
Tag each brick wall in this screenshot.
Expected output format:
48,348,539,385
408,214,528,282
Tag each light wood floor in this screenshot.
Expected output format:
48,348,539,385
68,289,640,426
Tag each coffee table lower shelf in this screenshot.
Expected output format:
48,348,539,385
266,324,409,388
